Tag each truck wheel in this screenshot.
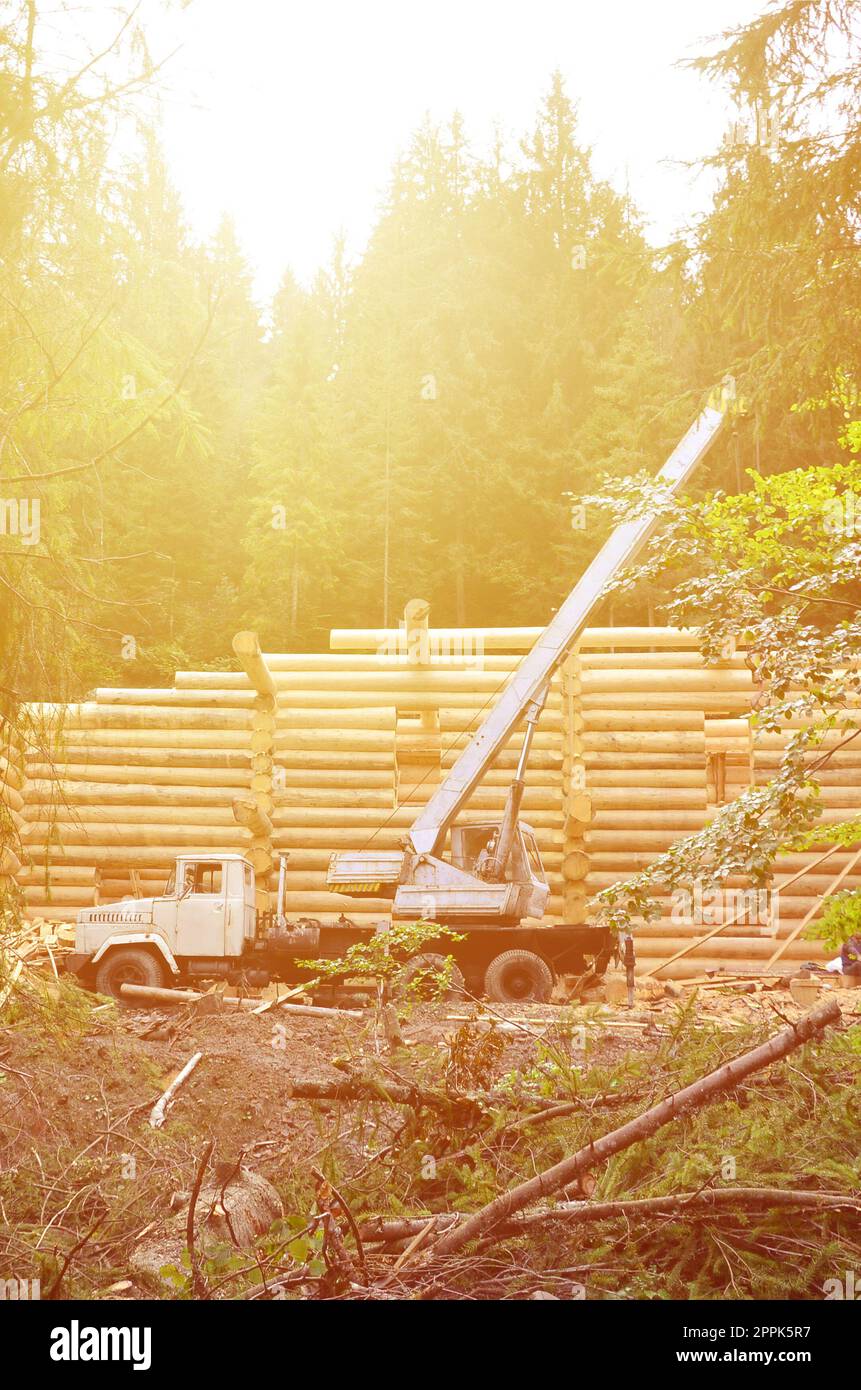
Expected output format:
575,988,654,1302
395,952,465,1002
484,950,553,1003
95,948,166,1001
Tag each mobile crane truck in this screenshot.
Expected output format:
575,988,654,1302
67,405,725,1003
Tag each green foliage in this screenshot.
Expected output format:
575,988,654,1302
585,394,861,932
341,1007,861,1300
159,1217,327,1299
806,888,861,952
299,919,464,990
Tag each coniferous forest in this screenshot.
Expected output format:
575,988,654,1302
2,0,858,697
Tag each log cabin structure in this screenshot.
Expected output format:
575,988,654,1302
4,605,859,979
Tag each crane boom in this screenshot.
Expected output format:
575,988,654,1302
408,406,725,858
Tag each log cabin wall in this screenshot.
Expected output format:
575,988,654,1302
12,614,860,977
1,715,26,903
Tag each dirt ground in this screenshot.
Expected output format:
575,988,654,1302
2,971,859,1299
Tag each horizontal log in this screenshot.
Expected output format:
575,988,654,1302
60,729,251,749
439,709,562,733
440,727,561,750
274,738,395,762
270,805,561,830
462,788,562,813
587,851,670,872
259,670,555,694
94,687,255,708
25,806,239,826
17,865,97,885
582,652,746,670
273,788,395,810
49,704,253,730
27,750,253,772
29,843,545,878
22,885,94,906
589,788,706,810
582,733,705,753
591,810,709,830
630,897,846,927
24,781,247,806
586,831,692,852
23,825,246,847
21,845,220,867
773,870,861,894
584,769,706,788
440,748,562,772
276,708,397,731
747,781,861,807
758,765,861,785
271,826,564,850
22,906,80,923
634,937,824,962
272,768,394,789
582,670,752,694
98,879,171,898
706,718,751,738
752,729,861,749
438,767,560,790
584,753,708,771
25,762,252,787
582,693,752,711
285,690,562,712
177,657,533,684
328,626,702,652
584,711,704,732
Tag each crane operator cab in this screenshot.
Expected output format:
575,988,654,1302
394,818,549,923
327,818,550,926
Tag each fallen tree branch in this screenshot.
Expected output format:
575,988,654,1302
149,1051,203,1129
284,1074,468,1114
413,999,842,1266
187,1139,215,1300
359,1187,861,1245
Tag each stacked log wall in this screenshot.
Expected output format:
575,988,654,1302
1,715,26,907
10,621,860,977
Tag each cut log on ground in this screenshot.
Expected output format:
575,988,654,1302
119,981,362,1018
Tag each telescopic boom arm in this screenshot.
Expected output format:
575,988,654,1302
407,405,726,858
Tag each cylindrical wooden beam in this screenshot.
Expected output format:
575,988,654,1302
232,631,278,698
328,626,703,653
232,798,273,840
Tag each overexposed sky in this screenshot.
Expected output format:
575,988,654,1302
141,0,763,299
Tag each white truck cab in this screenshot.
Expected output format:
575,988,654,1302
72,853,258,998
